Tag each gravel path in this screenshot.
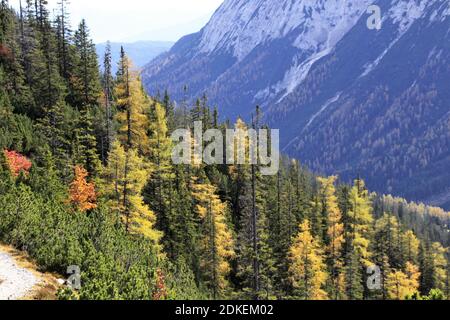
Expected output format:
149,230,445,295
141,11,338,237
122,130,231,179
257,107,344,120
0,251,38,300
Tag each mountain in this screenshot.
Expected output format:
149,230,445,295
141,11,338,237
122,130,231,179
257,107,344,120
96,41,174,73
142,0,450,209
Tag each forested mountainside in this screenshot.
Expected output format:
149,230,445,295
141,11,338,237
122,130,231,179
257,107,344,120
142,0,450,210
0,1,449,300
96,41,173,74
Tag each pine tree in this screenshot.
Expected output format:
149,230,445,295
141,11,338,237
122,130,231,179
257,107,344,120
289,220,328,300
29,147,67,201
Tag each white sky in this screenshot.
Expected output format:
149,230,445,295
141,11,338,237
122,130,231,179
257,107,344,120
10,0,224,43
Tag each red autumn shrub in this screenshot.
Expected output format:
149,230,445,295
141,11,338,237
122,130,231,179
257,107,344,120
152,269,168,300
0,44,13,61
3,150,32,177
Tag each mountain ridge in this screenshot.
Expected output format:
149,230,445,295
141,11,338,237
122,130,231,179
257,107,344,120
96,40,174,73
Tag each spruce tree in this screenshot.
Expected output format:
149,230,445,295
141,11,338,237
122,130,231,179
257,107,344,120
55,0,71,80
72,108,101,177
70,19,101,108
167,165,198,264
102,41,114,162
419,240,435,295
0,0,33,114
162,89,175,132
35,99,70,176
146,100,173,234
232,118,274,299
36,1,66,113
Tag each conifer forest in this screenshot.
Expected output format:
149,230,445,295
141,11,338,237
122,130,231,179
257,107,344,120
0,0,449,301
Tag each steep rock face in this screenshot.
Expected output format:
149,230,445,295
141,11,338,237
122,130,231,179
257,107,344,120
142,0,372,118
142,0,450,208
271,0,450,205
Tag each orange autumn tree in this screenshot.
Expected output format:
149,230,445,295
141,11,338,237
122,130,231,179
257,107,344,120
69,165,97,212
3,150,32,177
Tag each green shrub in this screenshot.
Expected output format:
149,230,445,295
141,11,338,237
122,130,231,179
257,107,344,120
0,181,201,300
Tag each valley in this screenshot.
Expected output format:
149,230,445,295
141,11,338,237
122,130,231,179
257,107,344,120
142,0,450,209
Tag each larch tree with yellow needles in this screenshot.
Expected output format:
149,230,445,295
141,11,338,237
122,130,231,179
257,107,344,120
386,262,420,300
105,140,162,246
114,49,150,155
318,176,345,299
348,179,373,266
403,230,420,265
146,100,174,236
345,178,373,299
430,242,448,292
289,220,329,300
191,176,235,299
